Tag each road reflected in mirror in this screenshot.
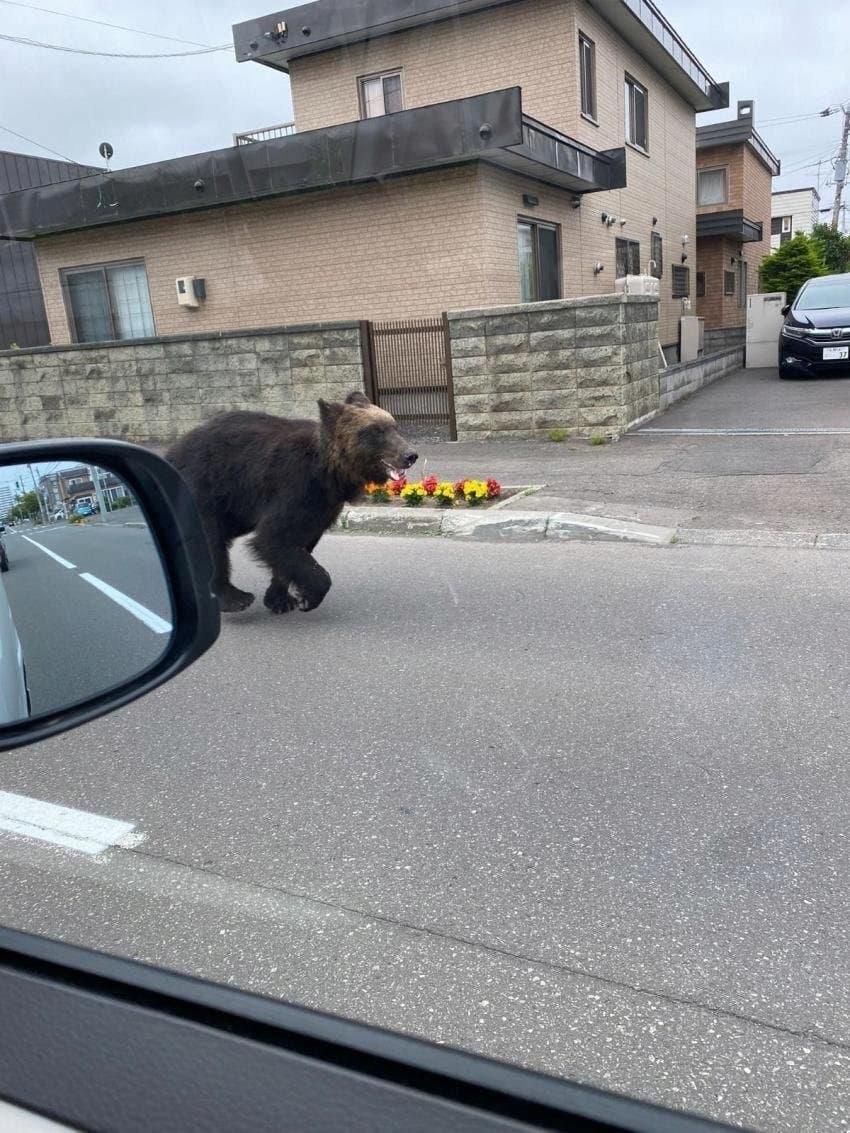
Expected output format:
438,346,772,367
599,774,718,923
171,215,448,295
0,461,172,723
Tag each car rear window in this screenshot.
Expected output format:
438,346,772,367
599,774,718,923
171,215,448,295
796,281,850,310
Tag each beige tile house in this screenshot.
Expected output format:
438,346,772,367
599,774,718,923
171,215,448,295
2,0,728,352
694,100,780,331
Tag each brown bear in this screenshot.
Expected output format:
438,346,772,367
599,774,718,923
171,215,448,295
166,392,417,614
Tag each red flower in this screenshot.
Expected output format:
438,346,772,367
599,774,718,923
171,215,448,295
422,475,439,496
486,478,502,499
453,479,468,497
387,476,407,496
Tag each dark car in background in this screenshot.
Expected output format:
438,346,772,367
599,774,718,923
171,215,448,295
779,272,850,378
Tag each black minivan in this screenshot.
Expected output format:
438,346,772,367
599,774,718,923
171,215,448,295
779,272,850,378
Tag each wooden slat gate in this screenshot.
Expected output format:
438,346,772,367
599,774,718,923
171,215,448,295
360,314,457,441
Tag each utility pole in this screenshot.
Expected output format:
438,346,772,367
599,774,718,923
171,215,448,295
87,465,109,522
27,464,48,527
831,104,850,230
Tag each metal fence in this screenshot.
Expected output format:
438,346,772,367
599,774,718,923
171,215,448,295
233,122,297,146
363,316,456,440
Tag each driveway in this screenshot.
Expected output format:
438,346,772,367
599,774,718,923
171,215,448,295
639,366,850,432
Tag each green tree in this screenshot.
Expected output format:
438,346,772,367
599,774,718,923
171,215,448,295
759,233,826,303
810,222,850,273
9,490,40,522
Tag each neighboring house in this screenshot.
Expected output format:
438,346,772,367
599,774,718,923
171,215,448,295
694,99,780,331
38,466,128,514
0,150,100,350
0,0,728,353
770,186,820,248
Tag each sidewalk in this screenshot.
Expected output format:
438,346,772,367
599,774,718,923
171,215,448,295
412,431,850,533
412,364,850,534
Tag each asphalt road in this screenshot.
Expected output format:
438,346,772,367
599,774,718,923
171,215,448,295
0,534,848,1132
1,523,171,716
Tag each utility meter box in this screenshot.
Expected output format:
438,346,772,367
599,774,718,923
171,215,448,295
679,316,704,363
176,276,200,308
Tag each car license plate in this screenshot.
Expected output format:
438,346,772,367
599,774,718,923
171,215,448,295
823,345,849,360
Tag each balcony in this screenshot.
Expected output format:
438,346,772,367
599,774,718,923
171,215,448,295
233,122,296,146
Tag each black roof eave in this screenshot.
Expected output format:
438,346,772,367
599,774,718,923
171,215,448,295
0,89,624,240
696,210,763,242
233,0,519,72
696,121,781,176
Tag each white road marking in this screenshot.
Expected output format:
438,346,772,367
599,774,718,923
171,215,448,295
0,790,136,855
21,535,75,569
637,427,850,436
79,572,172,635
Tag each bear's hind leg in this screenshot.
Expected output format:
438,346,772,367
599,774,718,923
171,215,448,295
206,519,255,612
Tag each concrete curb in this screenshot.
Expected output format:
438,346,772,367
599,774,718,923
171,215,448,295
337,506,676,544
336,511,850,549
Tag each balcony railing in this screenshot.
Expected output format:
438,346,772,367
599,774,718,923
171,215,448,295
233,122,296,146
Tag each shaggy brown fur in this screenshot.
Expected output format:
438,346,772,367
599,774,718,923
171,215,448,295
166,391,417,614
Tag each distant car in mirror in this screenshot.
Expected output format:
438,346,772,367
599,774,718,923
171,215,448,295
73,503,94,517
779,271,850,379
0,537,8,573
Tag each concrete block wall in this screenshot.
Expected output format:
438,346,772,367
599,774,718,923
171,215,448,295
447,294,659,439
0,322,364,444
659,345,743,410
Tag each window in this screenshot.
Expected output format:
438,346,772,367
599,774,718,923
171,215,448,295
579,33,596,120
517,220,561,302
625,74,648,151
650,231,662,278
696,271,706,297
697,167,727,206
671,264,690,298
724,270,736,296
738,259,748,308
359,71,404,118
62,261,155,343
771,215,793,244
615,238,640,278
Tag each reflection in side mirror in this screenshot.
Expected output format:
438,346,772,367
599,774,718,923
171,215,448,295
0,461,173,724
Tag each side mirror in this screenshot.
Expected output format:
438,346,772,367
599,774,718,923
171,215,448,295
0,440,219,752
781,304,790,316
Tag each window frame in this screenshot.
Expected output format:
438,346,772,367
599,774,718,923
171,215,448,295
624,73,649,153
650,231,663,279
696,271,706,298
615,237,641,278
671,264,690,299
579,32,597,123
60,258,155,345
517,217,562,303
697,166,728,207
358,69,405,119
723,270,736,297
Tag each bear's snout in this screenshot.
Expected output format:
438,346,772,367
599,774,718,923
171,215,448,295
402,450,418,469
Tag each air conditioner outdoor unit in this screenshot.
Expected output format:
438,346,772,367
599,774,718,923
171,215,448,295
614,274,660,297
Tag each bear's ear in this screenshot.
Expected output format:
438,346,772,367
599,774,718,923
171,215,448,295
318,398,344,429
344,390,371,409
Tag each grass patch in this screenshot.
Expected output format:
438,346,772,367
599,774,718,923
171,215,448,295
548,427,567,443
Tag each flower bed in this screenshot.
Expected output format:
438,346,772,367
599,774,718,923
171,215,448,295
359,476,509,509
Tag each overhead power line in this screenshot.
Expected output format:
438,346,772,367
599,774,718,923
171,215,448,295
0,0,215,48
0,31,229,58
0,122,79,165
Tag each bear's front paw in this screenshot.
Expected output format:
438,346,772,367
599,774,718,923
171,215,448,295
263,583,297,614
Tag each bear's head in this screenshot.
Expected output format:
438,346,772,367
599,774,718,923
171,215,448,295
318,391,418,486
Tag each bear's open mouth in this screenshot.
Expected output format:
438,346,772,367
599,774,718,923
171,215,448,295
382,461,405,482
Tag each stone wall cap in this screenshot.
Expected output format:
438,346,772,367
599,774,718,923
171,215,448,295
447,295,658,320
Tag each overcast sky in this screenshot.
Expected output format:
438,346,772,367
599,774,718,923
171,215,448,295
0,0,847,216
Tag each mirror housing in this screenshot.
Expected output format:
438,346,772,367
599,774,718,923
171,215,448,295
0,439,219,752
781,304,790,316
